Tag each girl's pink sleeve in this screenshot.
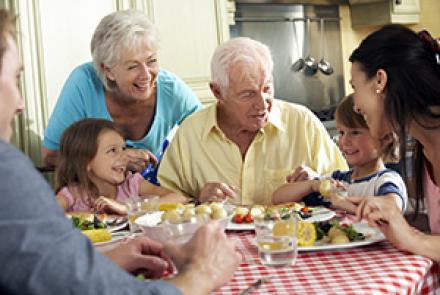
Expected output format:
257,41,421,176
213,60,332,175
58,187,74,210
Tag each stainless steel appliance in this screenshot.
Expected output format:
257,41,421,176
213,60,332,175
230,2,345,119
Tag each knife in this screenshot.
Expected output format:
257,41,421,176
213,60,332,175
239,276,273,295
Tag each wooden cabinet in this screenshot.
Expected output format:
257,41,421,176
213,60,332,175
350,0,420,27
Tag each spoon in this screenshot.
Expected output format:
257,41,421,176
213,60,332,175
303,18,318,76
291,20,304,71
318,18,334,75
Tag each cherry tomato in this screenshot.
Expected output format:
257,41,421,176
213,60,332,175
244,213,253,223
233,214,244,224
301,207,311,213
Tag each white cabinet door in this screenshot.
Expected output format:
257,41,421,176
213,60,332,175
145,0,231,104
392,0,420,14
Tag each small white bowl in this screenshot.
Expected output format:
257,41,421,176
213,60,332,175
135,212,228,244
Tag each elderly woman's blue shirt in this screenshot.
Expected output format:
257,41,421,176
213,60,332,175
43,62,201,154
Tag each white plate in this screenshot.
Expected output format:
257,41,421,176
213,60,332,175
252,223,385,251
226,207,336,231
94,231,130,247
298,223,385,251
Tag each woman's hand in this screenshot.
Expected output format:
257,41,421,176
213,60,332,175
286,165,319,183
349,196,417,252
198,182,236,203
125,148,158,173
94,196,127,215
104,236,173,278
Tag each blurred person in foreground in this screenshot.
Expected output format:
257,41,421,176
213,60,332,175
158,37,347,205
0,9,239,294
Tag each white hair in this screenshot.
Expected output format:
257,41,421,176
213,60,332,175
210,37,273,91
91,9,159,91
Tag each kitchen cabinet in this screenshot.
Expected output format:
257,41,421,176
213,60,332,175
133,0,234,105
350,0,420,27
1,0,233,165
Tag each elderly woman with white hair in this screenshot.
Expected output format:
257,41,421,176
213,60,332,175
158,37,347,205
42,9,201,172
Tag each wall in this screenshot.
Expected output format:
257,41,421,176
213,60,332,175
339,0,440,95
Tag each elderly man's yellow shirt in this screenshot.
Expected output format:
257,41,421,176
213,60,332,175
158,99,347,205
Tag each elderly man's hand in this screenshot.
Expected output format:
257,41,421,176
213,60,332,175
104,236,173,279
199,182,237,203
164,222,241,293
125,148,158,173
286,165,319,183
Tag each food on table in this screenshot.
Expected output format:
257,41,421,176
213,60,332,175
70,214,106,231
234,207,249,216
82,228,112,243
181,208,196,222
141,202,229,226
231,203,320,224
315,221,365,245
297,221,317,246
211,206,228,220
195,204,212,216
319,179,348,198
331,234,350,244
161,209,182,224
319,179,334,198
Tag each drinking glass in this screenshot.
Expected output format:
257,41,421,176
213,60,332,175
126,196,159,233
254,217,298,267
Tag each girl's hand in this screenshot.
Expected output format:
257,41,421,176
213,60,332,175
349,196,417,252
94,196,127,215
286,165,319,183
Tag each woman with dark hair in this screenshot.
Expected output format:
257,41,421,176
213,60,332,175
348,24,440,260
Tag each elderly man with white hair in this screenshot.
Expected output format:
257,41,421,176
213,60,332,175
158,37,347,205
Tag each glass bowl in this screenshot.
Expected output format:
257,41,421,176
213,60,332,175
135,212,228,244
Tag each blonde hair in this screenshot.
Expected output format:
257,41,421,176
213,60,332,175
91,9,159,91
335,94,400,163
210,37,273,91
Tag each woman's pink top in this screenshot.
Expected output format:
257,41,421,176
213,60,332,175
58,172,144,212
424,163,440,234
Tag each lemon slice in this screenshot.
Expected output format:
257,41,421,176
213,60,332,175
319,179,334,198
159,203,185,212
82,229,112,243
297,221,317,247
272,220,296,237
257,241,286,251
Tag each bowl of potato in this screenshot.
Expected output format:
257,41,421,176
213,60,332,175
135,202,229,244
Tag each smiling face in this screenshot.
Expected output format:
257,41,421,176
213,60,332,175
350,62,391,140
0,35,24,142
104,39,159,102
336,122,380,167
215,61,274,132
87,129,128,186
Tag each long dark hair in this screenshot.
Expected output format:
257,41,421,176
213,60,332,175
349,25,440,215
56,118,125,206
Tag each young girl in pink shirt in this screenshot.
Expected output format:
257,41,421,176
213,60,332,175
55,118,185,214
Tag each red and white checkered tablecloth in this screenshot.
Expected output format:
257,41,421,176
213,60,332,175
214,231,440,295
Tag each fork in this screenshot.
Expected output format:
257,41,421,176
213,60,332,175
239,275,274,295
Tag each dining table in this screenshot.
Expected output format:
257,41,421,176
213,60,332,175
214,230,440,295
